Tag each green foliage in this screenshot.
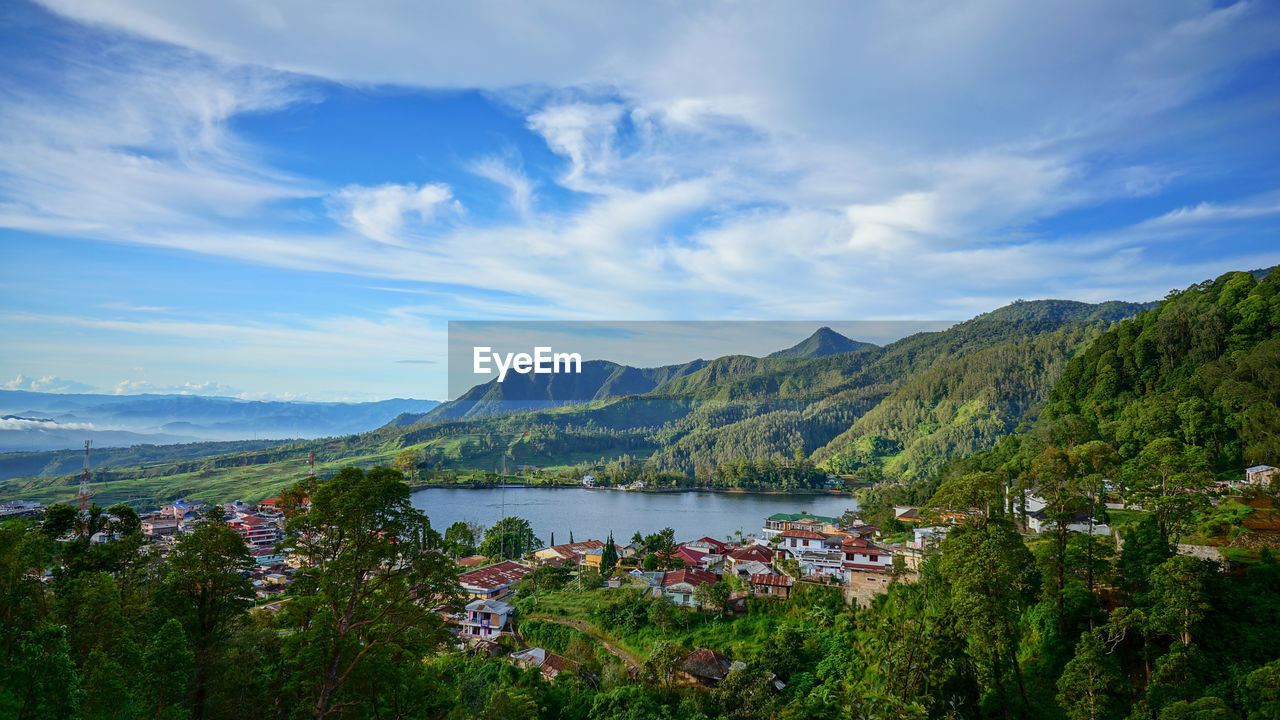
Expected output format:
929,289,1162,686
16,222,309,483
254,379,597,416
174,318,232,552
278,466,459,719
602,532,619,573
1056,628,1121,720
478,516,542,560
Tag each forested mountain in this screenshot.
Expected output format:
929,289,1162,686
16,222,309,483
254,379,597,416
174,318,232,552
412,358,711,422
1041,267,1279,475
766,326,875,358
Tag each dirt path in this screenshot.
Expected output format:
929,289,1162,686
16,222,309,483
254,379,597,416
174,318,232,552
523,613,644,668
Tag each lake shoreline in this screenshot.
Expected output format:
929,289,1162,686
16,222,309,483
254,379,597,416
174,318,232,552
406,485,859,542
407,482,856,497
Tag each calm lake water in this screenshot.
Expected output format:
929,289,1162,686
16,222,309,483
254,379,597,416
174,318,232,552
409,487,858,545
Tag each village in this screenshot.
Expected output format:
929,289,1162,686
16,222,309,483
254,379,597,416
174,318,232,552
5,461,1270,690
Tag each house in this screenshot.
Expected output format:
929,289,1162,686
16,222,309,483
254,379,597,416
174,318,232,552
680,648,743,686
140,517,179,537
846,570,894,607
581,475,597,487
160,500,205,519
777,528,830,552
840,524,879,540
458,560,533,599
893,506,922,523
750,573,793,599
0,500,43,518
762,512,838,537
459,597,515,639
912,526,948,550
725,544,773,573
841,536,893,573
1025,508,1111,536
672,546,708,569
510,647,575,679
582,547,604,570
661,568,717,607
778,529,847,578
256,497,284,518
251,548,286,566
1243,465,1278,489
628,569,665,597
227,514,282,549
730,560,773,579
456,554,491,568
893,546,924,574
533,540,605,566
221,500,256,516
684,537,730,555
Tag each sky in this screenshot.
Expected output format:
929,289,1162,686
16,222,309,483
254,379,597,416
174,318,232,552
0,0,1278,402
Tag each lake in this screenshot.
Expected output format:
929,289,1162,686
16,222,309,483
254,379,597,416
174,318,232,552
409,486,858,545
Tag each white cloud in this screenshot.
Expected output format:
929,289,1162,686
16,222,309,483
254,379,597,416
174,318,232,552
328,182,458,246
0,416,96,431
3,374,98,393
111,379,242,396
0,0,1276,337
526,103,626,191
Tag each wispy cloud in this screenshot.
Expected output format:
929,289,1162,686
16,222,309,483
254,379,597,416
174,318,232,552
470,155,536,218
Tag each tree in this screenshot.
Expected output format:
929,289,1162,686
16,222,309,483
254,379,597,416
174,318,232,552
0,624,82,720
280,466,460,720
601,532,619,574
1159,697,1240,720
712,660,780,720
1241,659,1280,720
1147,556,1213,647
158,505,254,719
141,618,195,720
1056,628,1120,720
478,516,542,561
444,521,477,558
1116,515,1173,600
41,503,79,539
1127,438,1212,543
641,640,687,690
939,518,1038,715
105,503,141,537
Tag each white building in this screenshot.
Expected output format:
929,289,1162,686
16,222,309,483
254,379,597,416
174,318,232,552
459,598,515,639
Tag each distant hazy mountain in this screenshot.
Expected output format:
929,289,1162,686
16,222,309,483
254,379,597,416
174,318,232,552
766,327,875,359
0,392,439,451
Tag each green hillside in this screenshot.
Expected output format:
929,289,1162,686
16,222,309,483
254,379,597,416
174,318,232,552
1041,268,1279,474
0,296,1161,508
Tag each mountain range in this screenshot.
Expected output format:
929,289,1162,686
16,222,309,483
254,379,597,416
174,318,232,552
0,392,440,452
29,273,1280,506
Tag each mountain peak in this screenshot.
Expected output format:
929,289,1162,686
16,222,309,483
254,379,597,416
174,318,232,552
766,327,875,359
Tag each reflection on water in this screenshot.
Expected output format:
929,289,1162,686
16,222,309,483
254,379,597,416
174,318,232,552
410,486,858,544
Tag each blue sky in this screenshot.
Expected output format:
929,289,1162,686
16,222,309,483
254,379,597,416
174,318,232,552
1,0,1278,402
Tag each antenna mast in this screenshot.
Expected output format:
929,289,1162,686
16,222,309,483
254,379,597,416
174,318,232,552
308,450,316,479
77,440,91,512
